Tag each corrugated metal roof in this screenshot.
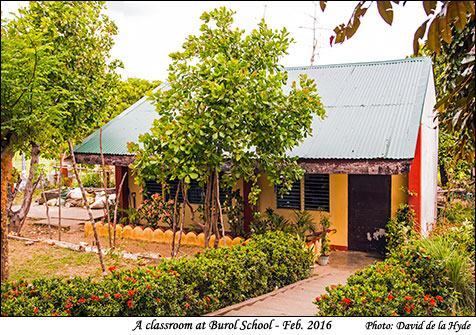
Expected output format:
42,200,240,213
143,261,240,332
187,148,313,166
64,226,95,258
74,57,433,160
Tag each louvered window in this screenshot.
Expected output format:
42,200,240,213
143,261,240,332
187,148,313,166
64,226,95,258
188,179,205,204
144,180,162,199
165,176,231,204
304,174,329,212
276,180,301,209
165,179,184,203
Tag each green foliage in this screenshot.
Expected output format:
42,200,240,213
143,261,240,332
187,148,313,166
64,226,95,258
432,16,475,163
313,261,446,316
319,214,332,256
221,190,245,237
251,208,317,241
315,205,475,316
81,172,102,188
1,231,313,316
438,199,475,227
385,204,418,254
2,1,122,157
130,6,325,212
107,77,160,122
136,193,175,229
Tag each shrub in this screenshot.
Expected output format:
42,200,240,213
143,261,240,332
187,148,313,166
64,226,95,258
137,193,175,229
388,235,475,316
251,208,318,241
314,261,448,316
81,172,102,188
385,204,418,254
1,231,313,316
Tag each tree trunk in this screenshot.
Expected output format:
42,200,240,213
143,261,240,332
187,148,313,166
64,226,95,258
172,183,186,258
1,137,15,283
40,176,52,239
212,169,220,249
113,171,127,249
57,143,62,241
67,139,107,275
99,129,111,247
439,160,449,188
7,142,41,234
216,169,226,247
171,180,181,258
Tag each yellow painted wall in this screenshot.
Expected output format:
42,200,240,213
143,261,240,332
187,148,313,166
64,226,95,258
256,173,348,248
126,168,408,244
391,174,409,217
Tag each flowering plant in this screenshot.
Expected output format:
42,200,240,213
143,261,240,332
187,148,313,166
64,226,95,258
318,215,333,256
137,193,175,229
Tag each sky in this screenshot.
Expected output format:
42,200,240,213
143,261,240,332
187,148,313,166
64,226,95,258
1,1,430,81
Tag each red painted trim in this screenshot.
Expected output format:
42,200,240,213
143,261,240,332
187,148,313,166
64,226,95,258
331,244,348,251
243,180,252,235
408,126,422,232
115,166,129,210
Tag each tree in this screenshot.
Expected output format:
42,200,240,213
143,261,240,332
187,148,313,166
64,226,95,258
129,7,325,250
319,1,475,161
107,77,161,121
1,1,121,282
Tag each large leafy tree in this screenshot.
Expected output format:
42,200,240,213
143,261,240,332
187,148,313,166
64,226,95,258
1,1,121,282
130,7,325,250
107,77,161,121
320,1,475,161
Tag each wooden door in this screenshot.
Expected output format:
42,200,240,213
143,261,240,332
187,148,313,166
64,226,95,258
348,175,391,254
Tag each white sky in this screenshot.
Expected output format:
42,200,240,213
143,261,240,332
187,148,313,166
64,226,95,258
1,1,430,81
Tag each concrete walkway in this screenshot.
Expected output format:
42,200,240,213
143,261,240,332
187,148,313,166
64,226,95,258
12,204,104,231
207,251,382,316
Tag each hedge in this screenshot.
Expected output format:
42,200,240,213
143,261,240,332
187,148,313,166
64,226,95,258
1,231,314,316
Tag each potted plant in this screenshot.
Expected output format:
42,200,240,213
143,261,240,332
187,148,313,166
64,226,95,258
318,215,332,266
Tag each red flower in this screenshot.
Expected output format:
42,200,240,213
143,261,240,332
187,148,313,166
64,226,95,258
436,296,444,301
33,307,38,314
52,312,59,316
114,293,121,299
404,296,413,301
128,290,135,297
404,306,411,313
411,305,415,309
392,311,396,316
429,299,437,306
341,298,351,306
108,266,116,271
185,303,190,308
91,295,100,301
104,293,110,298
78,297,86,304
388,295,394,301
127,300,134,308
156,298,161,303
65,303,73,309
376,298,381,302
206,297,211,302
146,285,151,290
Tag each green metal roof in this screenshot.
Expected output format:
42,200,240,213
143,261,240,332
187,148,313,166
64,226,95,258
74,57,433,160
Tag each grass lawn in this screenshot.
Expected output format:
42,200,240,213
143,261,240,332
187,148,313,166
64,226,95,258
8,239,144,283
